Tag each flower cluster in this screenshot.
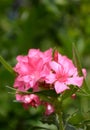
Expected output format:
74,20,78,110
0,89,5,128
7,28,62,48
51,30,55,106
13,48,86,115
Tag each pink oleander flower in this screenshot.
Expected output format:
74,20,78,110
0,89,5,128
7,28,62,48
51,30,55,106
16,94,41,108
13,48,52,91
13,48,87,116
46,52,86,94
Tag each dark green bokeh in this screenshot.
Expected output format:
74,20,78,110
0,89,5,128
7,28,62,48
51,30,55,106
0,0,90,130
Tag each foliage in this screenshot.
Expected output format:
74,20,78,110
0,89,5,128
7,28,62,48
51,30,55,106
0,0,90,130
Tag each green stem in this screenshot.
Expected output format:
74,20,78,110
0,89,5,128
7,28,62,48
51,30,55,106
56,110,65,130
54,97,65,130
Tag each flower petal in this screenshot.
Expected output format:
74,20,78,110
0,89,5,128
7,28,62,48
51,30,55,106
50,61,60,72
67,77,83,87
45,73,56,84
55,81,69,93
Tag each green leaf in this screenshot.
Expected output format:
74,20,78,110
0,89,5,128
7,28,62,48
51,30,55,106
83,119,90,124
66,110,79,123
0,55,15,75
65,124,76,130
77,90,90,97
41,114,59,130
62,85,77,101
41,114,56,125
6,85,16,91
35,89,58,97
31,126,50,130
72,43,90,92
72,43,83,76
34,89,58,103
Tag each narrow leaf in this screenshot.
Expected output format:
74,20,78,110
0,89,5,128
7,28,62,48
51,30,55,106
6,85,17,91
34,89,58,103
72,43,90,92
72,43,83,76
31,126,50,130
62,85,77,101
0,55,15,75
35,89,58,97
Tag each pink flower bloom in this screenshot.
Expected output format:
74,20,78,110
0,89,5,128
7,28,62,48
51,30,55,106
16,94,41,108
28,48,52,64
46,52,86,94
13,48,52,91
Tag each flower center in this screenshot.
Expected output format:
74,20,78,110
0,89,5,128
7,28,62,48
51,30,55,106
56,72,68,82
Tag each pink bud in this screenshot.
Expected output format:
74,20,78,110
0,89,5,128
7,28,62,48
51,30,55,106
71,94,76,99
16,94,41,108
43,102,55,115
54,50,58,62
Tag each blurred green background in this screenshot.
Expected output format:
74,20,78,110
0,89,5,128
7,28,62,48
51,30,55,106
0,0,90,130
